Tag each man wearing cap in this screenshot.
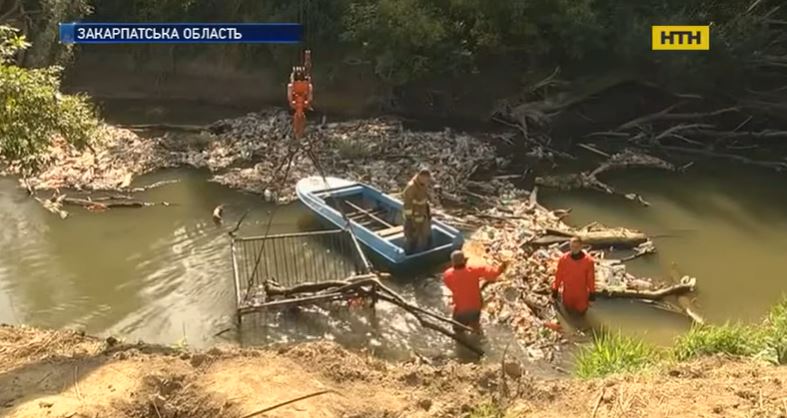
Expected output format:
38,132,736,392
402,168,433,254
443,250,509,334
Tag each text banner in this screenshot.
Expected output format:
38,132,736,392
59,23,302,44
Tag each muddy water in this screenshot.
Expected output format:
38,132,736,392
0,169,528,364
2,99,786,365
542,164,787,345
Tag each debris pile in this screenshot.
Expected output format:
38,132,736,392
204,111,503,203
463,192,691,358
3,126,172,191
535,149,676,206
5,110,506,211
466,196,568,354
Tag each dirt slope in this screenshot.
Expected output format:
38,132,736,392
1,325,786,418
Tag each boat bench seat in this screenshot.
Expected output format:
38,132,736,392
378,225,404,238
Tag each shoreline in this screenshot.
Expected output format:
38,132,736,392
2,324,786,418
0,110,697,362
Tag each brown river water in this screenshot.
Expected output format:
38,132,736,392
1,99,786,365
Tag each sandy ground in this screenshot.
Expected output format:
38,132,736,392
2,325,787,418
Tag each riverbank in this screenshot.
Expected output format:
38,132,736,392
1,110,679,360
2,324,787,418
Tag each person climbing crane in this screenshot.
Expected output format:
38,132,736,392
287,50,313,139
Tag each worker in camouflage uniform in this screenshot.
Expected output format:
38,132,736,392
402,168,432,254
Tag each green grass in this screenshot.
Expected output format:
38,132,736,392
673,323,765,361
762,299,787,365
574,332,661,378
573,298,787,378
468,402,504,418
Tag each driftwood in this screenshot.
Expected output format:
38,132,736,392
33,190,174,218
535,149,674,206
374,292,484,356
658,145,787,171
34,195,68,219
597,281,695,300
617,105,738,131
620,241,657,261
118,123,206,132
533,227,648,249
255,274,482,355
124,179,181,193
61,197,170,209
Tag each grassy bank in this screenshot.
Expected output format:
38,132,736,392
574,299,787,379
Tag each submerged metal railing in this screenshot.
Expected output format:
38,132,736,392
230,229,368,316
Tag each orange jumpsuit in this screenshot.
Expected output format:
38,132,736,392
552,251,596,314
443,263,503,329
289,80,311,110
288,80,312,138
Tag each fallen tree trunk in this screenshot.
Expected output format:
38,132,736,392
576,229,649,248
658,145,787,171
534,227,648,248
118,123,206,132
61,197,171,209
374,292,484,356
124,179,181,193
259,275,480,353
597,282,695,300
535,149,673,206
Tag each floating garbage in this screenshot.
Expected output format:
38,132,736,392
5,110,504,207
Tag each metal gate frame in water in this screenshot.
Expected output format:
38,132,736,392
230,229,376,323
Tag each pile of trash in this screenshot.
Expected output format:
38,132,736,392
8,110,506,204
466,193,660,358
467,197,567,354
203,111,503,202
2,126,172,191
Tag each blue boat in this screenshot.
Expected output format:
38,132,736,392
295,176,464,271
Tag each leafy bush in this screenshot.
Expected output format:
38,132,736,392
0,25,100,169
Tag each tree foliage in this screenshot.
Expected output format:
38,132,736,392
0,25,99,168
341,0,777,86
36,0,786,89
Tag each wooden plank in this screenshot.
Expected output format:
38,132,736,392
349,208,385,220
343,200,394,228
378,226,404,237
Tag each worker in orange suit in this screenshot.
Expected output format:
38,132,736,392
552,236,596,315
443,250,509,334
287,66,312,139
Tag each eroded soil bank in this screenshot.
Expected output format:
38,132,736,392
2,325,787,418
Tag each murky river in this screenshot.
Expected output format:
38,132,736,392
1,100,786,365
0,167,526,364
542,164,787,345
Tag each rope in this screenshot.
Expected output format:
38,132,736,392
242,140,302,302
303,144,373,274
305,0,311,47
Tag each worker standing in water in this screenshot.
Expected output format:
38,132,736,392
402,168,433,254
287,65,313,139
443,250,509,334
552,236,596,316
